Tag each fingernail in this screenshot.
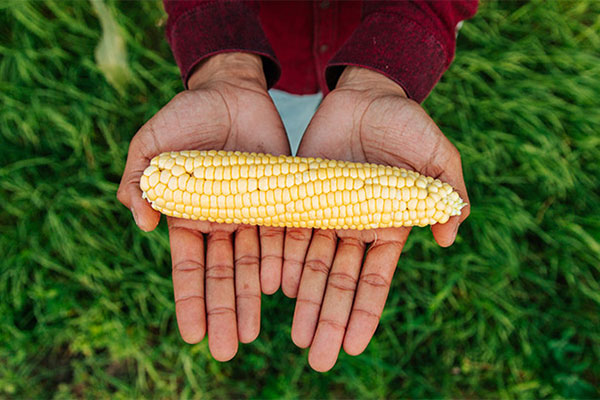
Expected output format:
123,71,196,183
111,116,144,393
131,207,140,228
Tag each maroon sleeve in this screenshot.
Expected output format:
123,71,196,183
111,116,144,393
325,1,478,103
163,0,280,88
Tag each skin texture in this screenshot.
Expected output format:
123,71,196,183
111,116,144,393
117,53,290,361
118,56,469,370
283,66,471,372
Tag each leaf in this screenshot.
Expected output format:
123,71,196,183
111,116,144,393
91,0,131,94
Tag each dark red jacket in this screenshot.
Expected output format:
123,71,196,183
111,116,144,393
164,0,478,103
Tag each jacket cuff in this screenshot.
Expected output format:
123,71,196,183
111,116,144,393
326,12,448,103
166,2,280,89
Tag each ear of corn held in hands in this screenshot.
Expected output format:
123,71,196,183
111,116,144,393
140,150,466,230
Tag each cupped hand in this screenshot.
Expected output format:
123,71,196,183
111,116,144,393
282,67,470,371
117,53,290,361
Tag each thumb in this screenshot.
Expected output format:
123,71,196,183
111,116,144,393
117,138,161,232
429,148,470,247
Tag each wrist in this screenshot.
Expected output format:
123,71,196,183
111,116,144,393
335,66,407,98
188,52,267,91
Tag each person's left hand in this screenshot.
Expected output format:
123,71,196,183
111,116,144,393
282,66,471,371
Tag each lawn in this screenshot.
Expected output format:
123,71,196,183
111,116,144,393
1,0,599,398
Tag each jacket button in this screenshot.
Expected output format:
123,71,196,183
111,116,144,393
319,44,329,53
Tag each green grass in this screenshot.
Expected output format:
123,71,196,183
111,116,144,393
1,0,599,398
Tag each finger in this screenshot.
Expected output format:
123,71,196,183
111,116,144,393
259,226,284,295
205,230,238,361
343,228,409,356
234,225,261,343
116,135,161,232
291,230,337,348
308,237,365,372
430,149,471,247
282,228,312,298
168,219,206,344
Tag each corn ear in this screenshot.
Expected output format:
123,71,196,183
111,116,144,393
140,150,466,230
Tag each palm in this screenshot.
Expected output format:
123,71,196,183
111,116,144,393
297,88,426,241
283,87,470,371
118,82,289,361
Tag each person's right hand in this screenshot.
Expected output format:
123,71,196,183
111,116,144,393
117,53,290,361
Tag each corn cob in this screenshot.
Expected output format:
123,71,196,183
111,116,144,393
140,150,466,230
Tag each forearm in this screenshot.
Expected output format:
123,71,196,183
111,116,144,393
336,66,406,98
326,0,478,103
187,53,267,91
163,0,280,89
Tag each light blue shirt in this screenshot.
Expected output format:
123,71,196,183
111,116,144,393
269,89,323,156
